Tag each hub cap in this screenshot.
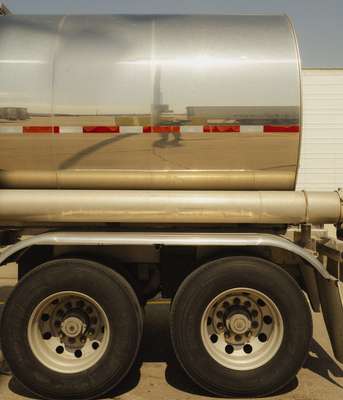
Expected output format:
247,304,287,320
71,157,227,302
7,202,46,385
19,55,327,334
61,317,85,337
201,288,284,370
28,291,110,373
229,313,251,334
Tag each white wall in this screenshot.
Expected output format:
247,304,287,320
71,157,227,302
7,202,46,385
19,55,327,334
297,69,343,190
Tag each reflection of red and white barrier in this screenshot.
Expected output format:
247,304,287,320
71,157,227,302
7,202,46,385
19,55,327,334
0,125,300,135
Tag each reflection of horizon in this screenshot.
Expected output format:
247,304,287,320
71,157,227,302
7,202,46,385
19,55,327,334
20,113,298,124
1,106,299,126
26,105,298,117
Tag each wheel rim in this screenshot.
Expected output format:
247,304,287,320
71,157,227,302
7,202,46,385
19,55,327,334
200,287,284,371
28,291,110,373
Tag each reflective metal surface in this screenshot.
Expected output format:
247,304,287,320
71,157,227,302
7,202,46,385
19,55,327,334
27,291,110,373
0,190,340,226
200,287,284,370
0,231,335,280
0,169,295,190
0,15,301,190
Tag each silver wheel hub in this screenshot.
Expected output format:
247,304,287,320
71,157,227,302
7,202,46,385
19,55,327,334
228,313,251,334
201,288,284,371
27,291,110,374
61,317,85,338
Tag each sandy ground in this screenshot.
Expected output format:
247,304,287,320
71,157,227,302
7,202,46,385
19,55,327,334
0,291,342,400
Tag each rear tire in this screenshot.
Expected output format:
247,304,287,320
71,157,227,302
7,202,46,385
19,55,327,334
1,258,143,400
170,256,312,396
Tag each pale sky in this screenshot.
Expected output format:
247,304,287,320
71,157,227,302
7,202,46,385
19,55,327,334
2,0,343,68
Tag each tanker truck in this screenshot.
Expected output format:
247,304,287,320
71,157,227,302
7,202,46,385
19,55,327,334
0,14,342,400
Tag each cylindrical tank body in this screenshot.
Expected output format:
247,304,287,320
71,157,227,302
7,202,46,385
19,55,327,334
0,15,301,190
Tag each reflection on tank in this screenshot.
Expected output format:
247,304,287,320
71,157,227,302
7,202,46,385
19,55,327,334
186,106,298,126
0,108,298,126
0,15,301,190
151,66,182,147
0,67,298,128
153,131,182,148
0,107,29,121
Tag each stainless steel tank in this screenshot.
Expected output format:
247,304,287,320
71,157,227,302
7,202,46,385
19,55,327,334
0,15,301,190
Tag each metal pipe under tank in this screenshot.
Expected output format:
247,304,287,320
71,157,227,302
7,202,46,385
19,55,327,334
0,190,341,226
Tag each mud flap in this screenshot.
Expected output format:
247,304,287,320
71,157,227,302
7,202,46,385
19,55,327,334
316,274,343,363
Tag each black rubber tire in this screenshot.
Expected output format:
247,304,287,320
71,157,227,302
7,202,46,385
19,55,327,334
0,258,143,400
170,256,312,397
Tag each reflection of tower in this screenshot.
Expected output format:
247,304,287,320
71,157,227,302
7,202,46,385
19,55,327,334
0,4,12,15
151,66,172,125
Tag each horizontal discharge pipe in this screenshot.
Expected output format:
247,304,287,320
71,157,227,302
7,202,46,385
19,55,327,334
0,190,341,226
0,170,295,190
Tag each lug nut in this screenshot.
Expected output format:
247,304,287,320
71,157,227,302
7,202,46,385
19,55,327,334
216,311,223,318
233,298,241,305
217,322,224,330
76,300,85,308
235,334,242,342
251,320,259,329
257,299,266,307
244,301,251,308
224,331,231,339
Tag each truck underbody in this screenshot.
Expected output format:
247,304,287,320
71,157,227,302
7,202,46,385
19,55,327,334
1,222,342,364
0,12,342,400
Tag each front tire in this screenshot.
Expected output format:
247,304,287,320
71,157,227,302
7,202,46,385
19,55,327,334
1,258,143,400
170,256,312,396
